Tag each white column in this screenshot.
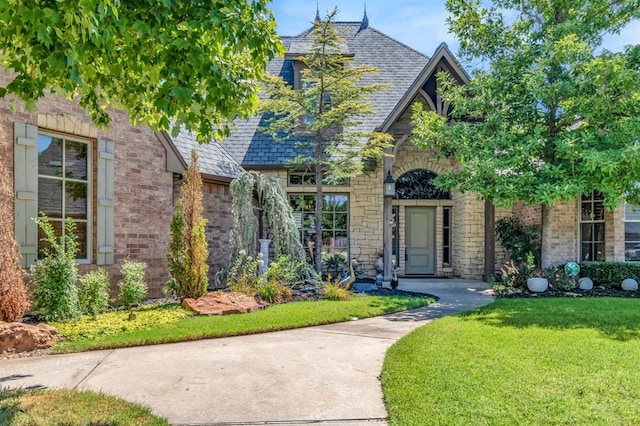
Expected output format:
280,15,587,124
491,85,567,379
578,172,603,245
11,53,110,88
258,239,271,275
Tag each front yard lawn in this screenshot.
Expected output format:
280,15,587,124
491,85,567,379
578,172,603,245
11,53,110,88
0,388,168,425
382,297,640,425
52,295,431,353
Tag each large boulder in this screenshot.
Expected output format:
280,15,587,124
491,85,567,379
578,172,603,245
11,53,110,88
0,322,62,355
182,291,268,315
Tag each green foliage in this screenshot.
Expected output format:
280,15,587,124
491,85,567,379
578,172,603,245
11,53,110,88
412,1,640,210
545,265,578,291
323,278,351,301
580,262,640,288
0,0,282,142
264,255,309,287
259,8,393,271
322,252,347,280
229,171,316,282
51,303,190,342
31,215,80,321
499,259,525,290
226,250,262,295
78,269,110,317
495,218,541,264
254,280,292,304
119,261,148,312
167,150,209,300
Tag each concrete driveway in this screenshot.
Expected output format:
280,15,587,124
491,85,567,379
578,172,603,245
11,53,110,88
0,279,493,425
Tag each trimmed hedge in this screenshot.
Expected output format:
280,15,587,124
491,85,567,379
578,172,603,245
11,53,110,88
580,262,640,288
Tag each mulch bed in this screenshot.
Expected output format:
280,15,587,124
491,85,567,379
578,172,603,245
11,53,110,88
495,287,640,299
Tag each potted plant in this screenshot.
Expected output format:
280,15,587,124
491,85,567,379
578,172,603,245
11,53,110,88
523,252,548,292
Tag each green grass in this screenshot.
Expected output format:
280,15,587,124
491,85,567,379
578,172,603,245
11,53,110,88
52,295,431,353
0,388,167,425
382,298,640,425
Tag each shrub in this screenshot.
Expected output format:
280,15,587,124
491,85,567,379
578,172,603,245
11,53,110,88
0,161,31,322
500,259,526,289
31,215,80,321
78,269,110,317
580,262,640,288
255,280,292,303
496,217,541,264
265,255,309,287
545,265,578,291
323,278,351,301
119,261,148,316
226,250,262,295
166,149,209,300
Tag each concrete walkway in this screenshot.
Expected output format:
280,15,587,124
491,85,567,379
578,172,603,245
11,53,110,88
0,279,493,425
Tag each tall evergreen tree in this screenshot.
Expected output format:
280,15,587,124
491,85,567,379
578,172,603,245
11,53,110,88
167,149,209,300
260,9,393,272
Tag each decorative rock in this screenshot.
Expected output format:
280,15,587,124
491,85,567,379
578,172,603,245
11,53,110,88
0,322,62,355
578,277,594,291
353,283,378,292
621,278,639,291
182,291,268,315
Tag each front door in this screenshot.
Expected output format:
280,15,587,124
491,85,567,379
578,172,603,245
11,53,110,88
405,207,436,275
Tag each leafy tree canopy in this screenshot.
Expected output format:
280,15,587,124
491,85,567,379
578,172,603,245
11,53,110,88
0,0,282,142
412,0,640,209
259,8,393,271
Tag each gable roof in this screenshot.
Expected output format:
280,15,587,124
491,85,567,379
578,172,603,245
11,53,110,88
164,129,244,182
379,42,470,133
221,22,431,167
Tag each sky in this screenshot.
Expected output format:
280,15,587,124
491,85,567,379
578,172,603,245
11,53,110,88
271,0,639,68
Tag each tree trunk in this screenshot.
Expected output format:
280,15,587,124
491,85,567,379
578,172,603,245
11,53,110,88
314,137,324,273
483,200,495,282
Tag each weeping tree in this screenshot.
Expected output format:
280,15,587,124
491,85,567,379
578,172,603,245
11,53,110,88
229,170,315,282
167,149,209,300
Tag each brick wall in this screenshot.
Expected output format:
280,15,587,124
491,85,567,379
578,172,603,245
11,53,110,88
176,181,234,287
0,90,174,298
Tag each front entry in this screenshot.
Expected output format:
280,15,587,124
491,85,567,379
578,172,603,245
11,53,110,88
405,207,436,275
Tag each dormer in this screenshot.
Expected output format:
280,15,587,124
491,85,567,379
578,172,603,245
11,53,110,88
285,39,353,89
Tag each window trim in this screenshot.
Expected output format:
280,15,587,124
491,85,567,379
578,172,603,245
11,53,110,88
37,130,93,264
287,171,349,187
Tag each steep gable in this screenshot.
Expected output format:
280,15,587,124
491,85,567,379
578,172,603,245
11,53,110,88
221,22,430,167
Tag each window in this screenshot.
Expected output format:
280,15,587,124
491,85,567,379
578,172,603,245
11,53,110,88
14,120,114,267
625,203,640,261
395,169,450,200
37,133,91,260
443,207,452,266
288,172,348,186
580,192,605,262
289,194,349,261
392,206,399,267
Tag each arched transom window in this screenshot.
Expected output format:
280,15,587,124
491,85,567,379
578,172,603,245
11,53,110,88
395,169,450,200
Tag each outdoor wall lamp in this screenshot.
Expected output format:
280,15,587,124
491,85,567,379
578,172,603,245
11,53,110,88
383,171,396,198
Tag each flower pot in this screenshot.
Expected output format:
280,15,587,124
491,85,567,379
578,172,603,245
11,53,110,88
527,277,548,293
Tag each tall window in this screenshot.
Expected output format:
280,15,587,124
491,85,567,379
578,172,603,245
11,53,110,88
289,194,348,261
625,203,640,261
580,192,605,262
443,207,452,266
37,133,90,259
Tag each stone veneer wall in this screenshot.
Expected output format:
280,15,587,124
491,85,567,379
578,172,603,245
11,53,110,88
0,85,174,298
